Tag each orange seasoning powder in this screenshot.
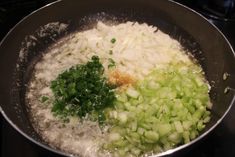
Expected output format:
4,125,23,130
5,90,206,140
108,69,136,89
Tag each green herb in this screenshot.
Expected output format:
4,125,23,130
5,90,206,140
40,96,49,103
50,56,116,122
97,110,106,125
108,58,116,68
110,38,116,44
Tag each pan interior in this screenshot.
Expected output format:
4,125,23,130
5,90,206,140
0,0,235,156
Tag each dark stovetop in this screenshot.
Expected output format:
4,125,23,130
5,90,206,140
1,0,235,157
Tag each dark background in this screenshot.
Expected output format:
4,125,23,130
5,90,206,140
1,0,235,157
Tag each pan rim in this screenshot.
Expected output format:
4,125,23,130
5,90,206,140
0,1,70,156
0,0,235,157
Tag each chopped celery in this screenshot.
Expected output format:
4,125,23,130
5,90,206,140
137,127,145,135
131,148,141,156
126,88,139,98
108,132,121,142
182,121,192,130
118,112,128,124
144,131,159,143
158,124,172,136
174,121,184,133
168,132,182,143
182,131,190,143
104,63,211,156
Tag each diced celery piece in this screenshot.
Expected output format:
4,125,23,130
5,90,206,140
117,93,128,102
137,127,145,135
197,121,205,131
163,142,174,151
109,110,118,119
203,110,211,117
124,102,135,111
144,131,159,143
109,132,121,142
203,116,211,123
186,104,196,114
118,149,127,157
182,121,192,130
130,121,137,131
160,137,170,149
138,95,144,103
126,88,139,98
131,147,141,156
207,102,213,109
158,124,172,136
125,135,135,144
141,88,156,96
153,145,164,153
194,77,204,87
118,112,128,124
192,108,205,120
177,110,188,120
130,132,141,143
139,123,152,130
110,126,126,135
145,117,159,124
174,101,184,110
126,152,136,157
168,132,182,143
174,121,184,133
113,139,129,147
148,80,160,90
182,131,190,143
190,130,198,140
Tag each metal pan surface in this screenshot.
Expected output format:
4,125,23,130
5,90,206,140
0,0,235,156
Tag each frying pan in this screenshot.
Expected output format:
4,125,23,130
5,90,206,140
0,0,235,156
